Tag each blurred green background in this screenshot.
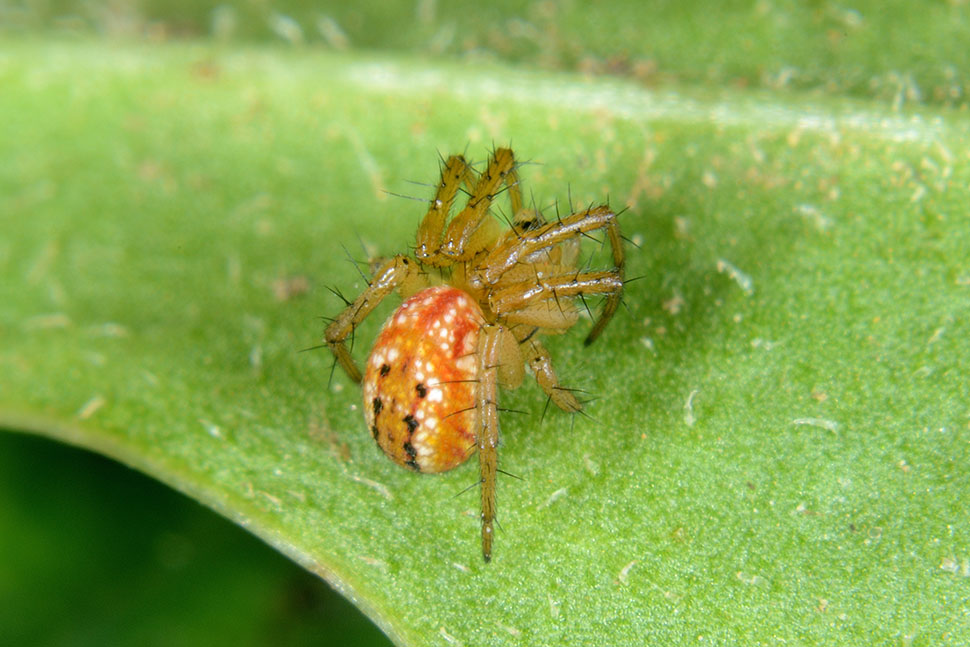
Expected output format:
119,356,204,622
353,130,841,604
3,0,969,107
0,431,390,646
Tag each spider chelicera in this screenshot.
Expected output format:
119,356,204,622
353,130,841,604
324,147,624,562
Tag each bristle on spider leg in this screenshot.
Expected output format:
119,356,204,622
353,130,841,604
429,378,480,386
515,155,541,171
578,230,604,245
550,288,565,315
620,233,642,250
550,387,591,416
488,181,516,203
453,478,481,499
578,293,595,322
617,293,634,317
401,179,436,190
340,243,371,286
494,205,519,235
298,343,329,353
383,188,431,203
346,305,365,351
539,394,553,424
571,389,602,409
584,291,623,346
327,354,339,388
353,230,371,262
572,406,597,423
325,284,352,306
577,248,596,273
442,405,477,421
553,384,593,396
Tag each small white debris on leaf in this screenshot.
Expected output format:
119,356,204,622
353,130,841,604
793,417,840,433
716,258,754,295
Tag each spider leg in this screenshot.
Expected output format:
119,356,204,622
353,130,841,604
415,155,476,265
524,338,582,413
324,255,423,382
437,147,521,263
583,216,625,345
488,270,623,335
481,205,621,283
490,270,623,314
476,323,504,562
480,204,625,343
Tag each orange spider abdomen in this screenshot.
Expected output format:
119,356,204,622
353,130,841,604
362,286,484,473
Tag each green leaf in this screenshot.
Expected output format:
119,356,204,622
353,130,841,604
2,39,968,645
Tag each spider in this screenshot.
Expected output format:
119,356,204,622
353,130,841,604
324,147,624,562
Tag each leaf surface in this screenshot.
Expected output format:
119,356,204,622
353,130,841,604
2,40,968,645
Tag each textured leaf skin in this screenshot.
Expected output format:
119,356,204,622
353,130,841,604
2,38,969,646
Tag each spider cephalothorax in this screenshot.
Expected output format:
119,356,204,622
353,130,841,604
324,148,624,562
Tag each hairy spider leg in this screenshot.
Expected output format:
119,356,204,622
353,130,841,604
437,147,524,264
324,255,424,382
478,205,625,344
415,155,477,264
480,205,620,283
475,323,503,562
583,214,625,345
489,270,624,315
474,320,526,562
524,337,582,412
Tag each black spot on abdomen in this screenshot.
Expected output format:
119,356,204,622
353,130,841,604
403,414,419,435
403,441,420,471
